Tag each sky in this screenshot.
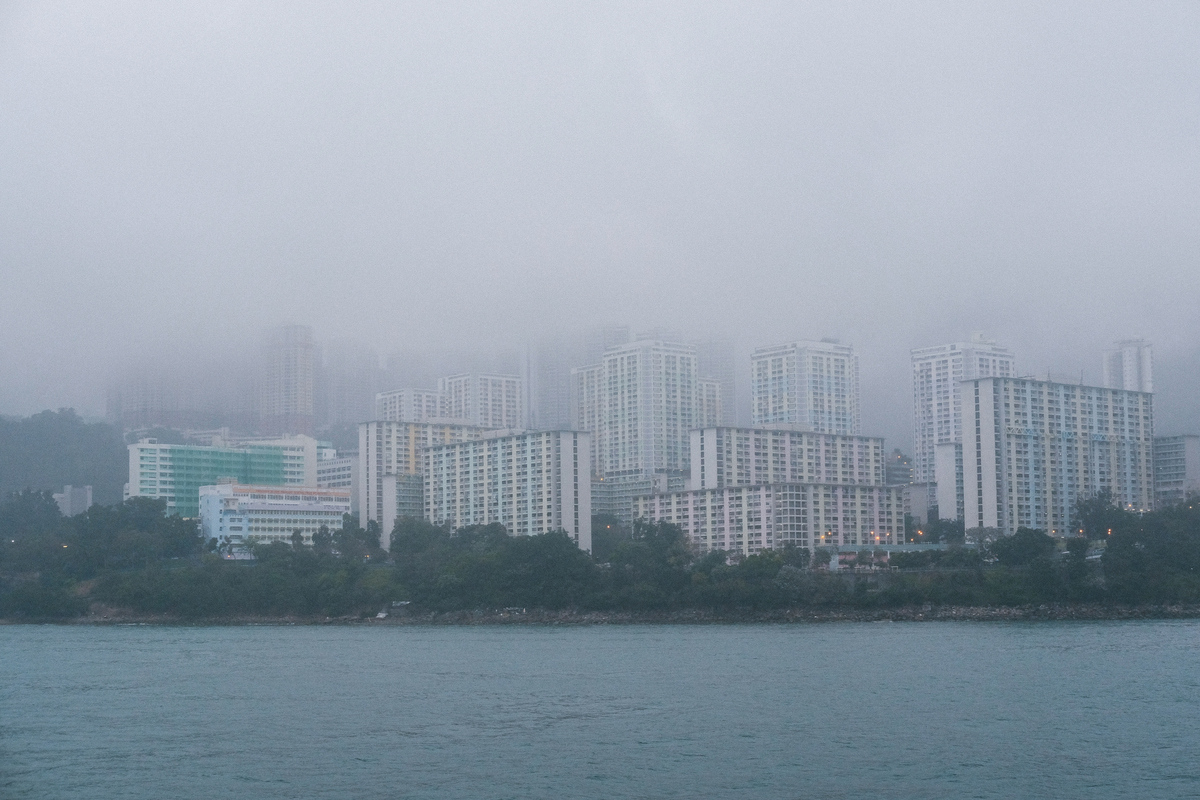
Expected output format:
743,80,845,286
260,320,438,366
1,1,1198,448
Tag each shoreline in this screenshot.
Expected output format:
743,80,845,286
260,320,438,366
6,603,1200,626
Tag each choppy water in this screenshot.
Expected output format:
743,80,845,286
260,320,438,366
2,621,1199,799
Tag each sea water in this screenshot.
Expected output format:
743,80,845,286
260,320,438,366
2,621,1198,799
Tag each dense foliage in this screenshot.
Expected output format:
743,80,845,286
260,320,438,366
0,409,127,504
3,490,1200,620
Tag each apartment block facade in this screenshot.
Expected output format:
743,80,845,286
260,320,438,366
1154,435,1200,507
750,340,860,435
635,483,903,556
199,482,350,548
688,427,886,490
438,373,524,429
942,377,1154,535
423,430,591,551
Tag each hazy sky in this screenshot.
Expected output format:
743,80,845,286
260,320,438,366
2,1,1198,446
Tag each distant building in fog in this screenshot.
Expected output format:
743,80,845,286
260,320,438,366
53,485,92,517
375,388,449,422
256,325,316,436
886,449,914,485
751,339,860,435
1154,435,1200,507
317,340,379,429
438,373,524,429
1103,339,1153,394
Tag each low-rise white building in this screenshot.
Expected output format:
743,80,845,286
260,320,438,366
635,483,904,556
199,482,351,548
424,430,591,551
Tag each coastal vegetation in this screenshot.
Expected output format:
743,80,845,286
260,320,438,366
2,490,1199,620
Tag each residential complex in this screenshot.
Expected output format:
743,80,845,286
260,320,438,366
438,373,524,429
125,435,319,518
688,427,886,490
358,420,485,541
1154,435,1200,507
572,339,719,478
911,336,1015,489
635,483,903,556
750,340,860,435
938,377,1154,535
199,482,350,548
375,388,450,422
424,430,591,551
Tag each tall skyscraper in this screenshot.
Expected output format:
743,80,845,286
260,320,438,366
257,325,316,436
750,339,860,435
910,336,1015,490
1103,339,1153,394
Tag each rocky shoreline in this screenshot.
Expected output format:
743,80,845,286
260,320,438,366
5,602,1199,626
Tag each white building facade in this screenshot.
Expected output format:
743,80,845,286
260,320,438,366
911,337,1016,489
689,427,886,490
358,420,485,545
941,377,1154,535
438,373,524,429
423,430,592,551
375,388,448,422
751,340,860,435
635,483,903,556
199,482,350,548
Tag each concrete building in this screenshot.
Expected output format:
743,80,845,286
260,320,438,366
358,420,485,543
938,377,1154,536
886,449,914,485
911,336,1016,491
199,482,350,549
635,483,903,556
1154,435,1200,507
695,338,738,426
256,325,317,436
375,388,448,422
424,430,591,551
688,427,886,490
126,435,319,518
751,339,860,435
1103,339,1153,394
53,485,93,517
438,373,524,429
572,339,714,478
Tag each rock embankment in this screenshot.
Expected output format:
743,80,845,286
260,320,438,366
48,602,1200,626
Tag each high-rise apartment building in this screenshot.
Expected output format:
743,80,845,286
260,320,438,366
751,340,860,435
126,435,319,518
1154,435,1200,507
572,339,716,478
375,388,449,422
942,377,1154,535
911,336,1015,491
358,420,485,544
695,339,738,426
688,427,886,490
438,373,524,429
424,430,591,551
257,325,316,435
1103,339,1153,394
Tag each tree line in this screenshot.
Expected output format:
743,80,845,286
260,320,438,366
2,489,1199,620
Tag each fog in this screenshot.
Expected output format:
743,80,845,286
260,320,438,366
2,1,1198,447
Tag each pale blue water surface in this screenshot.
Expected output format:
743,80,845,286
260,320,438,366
2,622,1199,799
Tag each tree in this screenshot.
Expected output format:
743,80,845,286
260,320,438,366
989,527,1055,567
290,529,305,550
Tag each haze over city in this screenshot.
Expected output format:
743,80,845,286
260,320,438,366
3,1,1199,450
